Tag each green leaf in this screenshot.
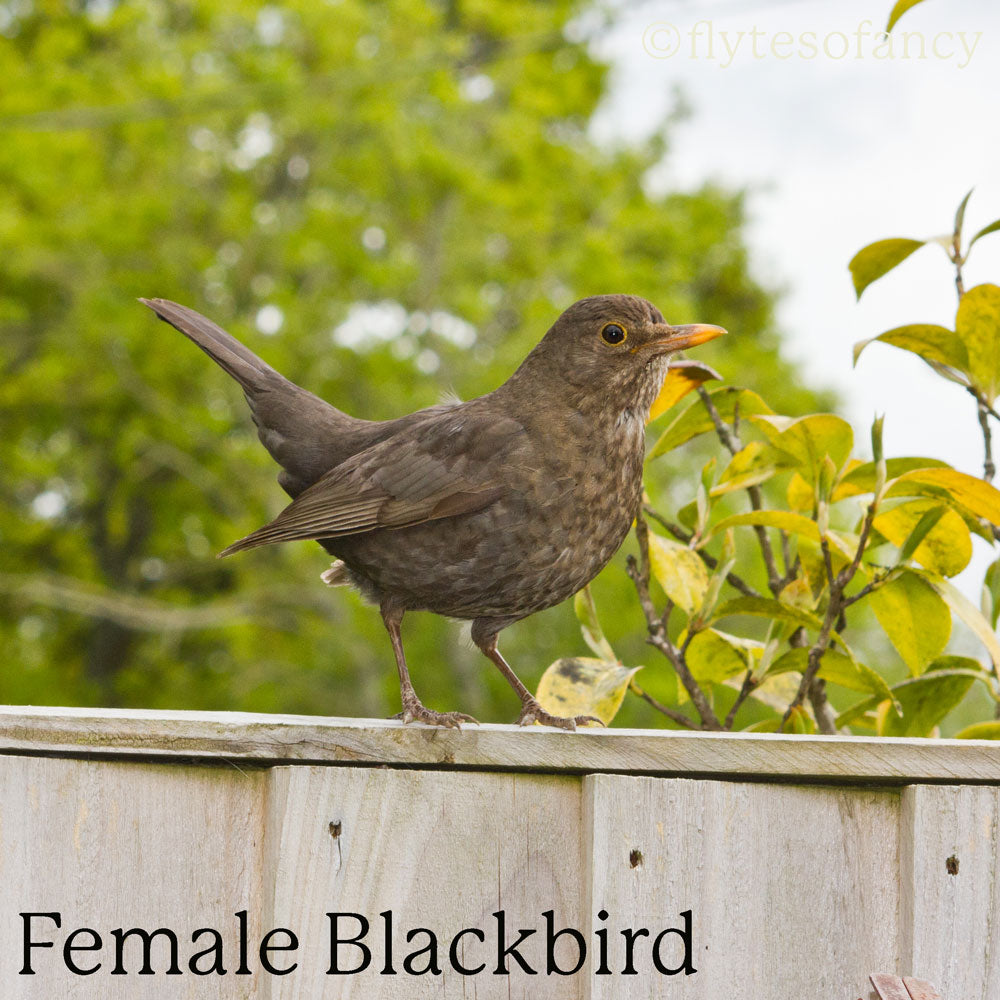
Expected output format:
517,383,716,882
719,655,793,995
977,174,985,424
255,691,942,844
852,324,968,373
895,465,1000,526
648,360,722,422
708,509,819,543
711,441,798,496
914,570,1000,677
872,499,972,577
835,660,988,732
706,509,858,562
955,721,1000,740
869,571,951,675
686,629,755,684
956,283,1000,403
877,658,980,737
574,585,616,662
849,238,926,299
834,457,949,500
648,387,774,458
747,413,853,485
646,532,709,615
983,558,1000,630
713,595,823,632
954,188,974,244
766,647,895,703
969,218,1000,252
886,0,928,32
535,657,640,726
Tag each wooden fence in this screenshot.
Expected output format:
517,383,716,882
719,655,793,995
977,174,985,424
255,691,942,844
0,705,998,999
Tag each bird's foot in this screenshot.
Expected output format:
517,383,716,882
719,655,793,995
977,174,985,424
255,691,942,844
392,696,478,729
516,697,606,731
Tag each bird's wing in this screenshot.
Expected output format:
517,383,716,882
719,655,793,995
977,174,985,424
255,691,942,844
219,412,521,555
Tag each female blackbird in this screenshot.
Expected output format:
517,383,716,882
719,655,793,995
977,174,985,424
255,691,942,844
141,295,724,729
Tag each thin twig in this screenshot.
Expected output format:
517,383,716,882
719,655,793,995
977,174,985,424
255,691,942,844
976,392,996,482
630,681,699,729
626,515,722,730
723,668,757,730
696,387,786,595
781,502,878,728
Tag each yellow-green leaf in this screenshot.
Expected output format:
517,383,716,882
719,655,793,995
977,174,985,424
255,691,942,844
710,441,798,496
786,471,814,512
747,414,853,485
955,721,1000,740
852,324,968,374
649,387,774,458
834,457,948,500
895,466,1000,526
969,218,1000,252
914,570,1000,675
648,360,722,422
535,657,640,726
868,571,951,675
686,628,755,684
956,283,1000,403
714,595,823,632
766,647,894,702
708,509,819,542
886,0,928,30
647,532,709,615
877,659,980,737
574,585,616,662
872,499,972,577
706,510,857,561
983,558,1000,629
849,237,926,299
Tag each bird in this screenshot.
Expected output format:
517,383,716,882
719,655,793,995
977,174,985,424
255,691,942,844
140,294,725,730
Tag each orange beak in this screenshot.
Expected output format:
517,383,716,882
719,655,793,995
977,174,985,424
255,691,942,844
646,322,727,352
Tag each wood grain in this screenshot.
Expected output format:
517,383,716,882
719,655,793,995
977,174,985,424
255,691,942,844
2,705,1000,785
0,755,264,999
900,784,1000,999
584,775,900,999
261,766,583,999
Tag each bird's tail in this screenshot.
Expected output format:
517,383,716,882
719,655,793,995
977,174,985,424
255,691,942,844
141,297,359,497
139,298,281,395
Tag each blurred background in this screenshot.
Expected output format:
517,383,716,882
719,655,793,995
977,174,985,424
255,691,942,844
1,0,995,726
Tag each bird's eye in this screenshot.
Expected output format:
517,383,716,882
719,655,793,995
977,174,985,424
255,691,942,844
601,323,627,345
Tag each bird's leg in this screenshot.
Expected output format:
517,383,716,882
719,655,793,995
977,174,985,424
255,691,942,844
471,621,604,731
380,601,478,729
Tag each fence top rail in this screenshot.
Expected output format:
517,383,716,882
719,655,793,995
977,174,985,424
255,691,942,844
0,705,998,785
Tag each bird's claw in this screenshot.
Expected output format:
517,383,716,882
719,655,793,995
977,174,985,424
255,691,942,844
516,699,606,731
392,701,479,729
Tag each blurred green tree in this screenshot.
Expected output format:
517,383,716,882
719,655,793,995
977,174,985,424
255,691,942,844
0,0,821,722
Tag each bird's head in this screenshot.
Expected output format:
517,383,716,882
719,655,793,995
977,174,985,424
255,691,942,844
515,294,726,416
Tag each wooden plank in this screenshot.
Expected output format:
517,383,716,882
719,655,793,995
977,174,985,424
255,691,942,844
902,977,942,1000
584,775,899,999
0,754,264,999
870,973,912,1000
260,766,582,998
2,705,1000,785
900,785,1000,999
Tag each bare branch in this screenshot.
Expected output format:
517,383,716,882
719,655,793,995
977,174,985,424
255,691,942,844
630,681,699,729
626,516,722,730
723,668,758,730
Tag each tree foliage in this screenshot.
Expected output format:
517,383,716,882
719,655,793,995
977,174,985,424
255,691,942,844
541,190,1000,737
1,1,811,721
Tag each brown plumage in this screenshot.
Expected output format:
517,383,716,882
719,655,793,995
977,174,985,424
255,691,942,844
141,295,724,729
